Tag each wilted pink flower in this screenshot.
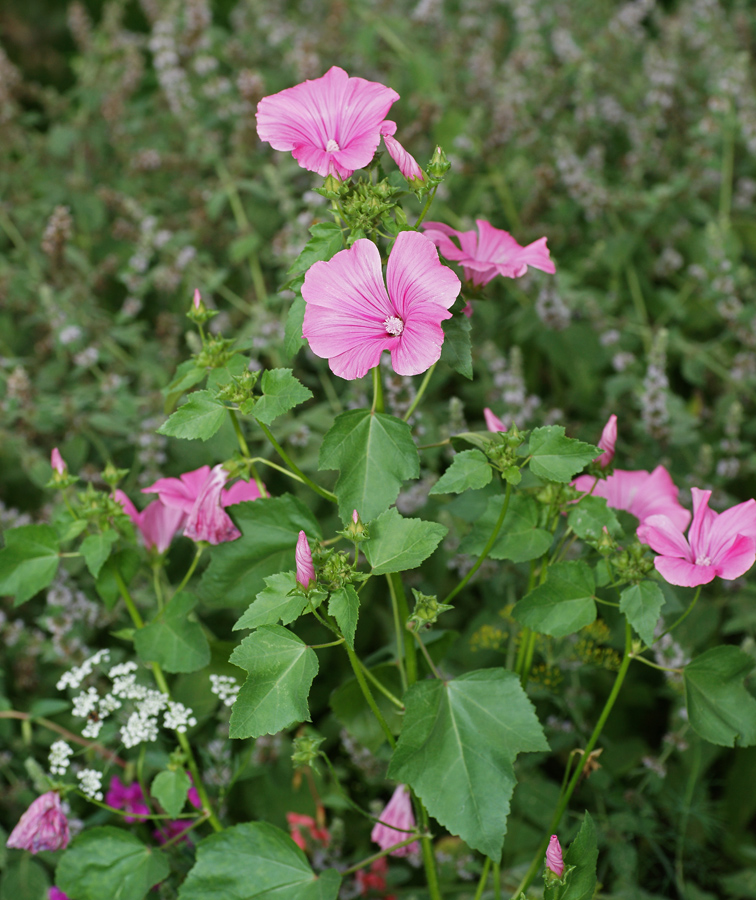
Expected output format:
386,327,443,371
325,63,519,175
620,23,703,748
49,889,70,900
106,776,149,823
546,835,564,877
637,488,756,587
115,491,185,555
380,123,423,182
596,414,617,469
370,785,419,857
257,66,399,179
422,219,555,286
484,408,507,433
51,448,66,475
573,466,691,533
6,792,70,854
286,812,330,850
302,231,461,380
295,530,316,590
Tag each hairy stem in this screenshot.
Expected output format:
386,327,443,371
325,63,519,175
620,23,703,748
256,420,337,503
344,643,396,749
388,572,417,685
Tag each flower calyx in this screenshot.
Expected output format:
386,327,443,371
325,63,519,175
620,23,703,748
407,589,453,632
291,730,326,771
186,288,219,325
339,509,370,543
214,368,260,413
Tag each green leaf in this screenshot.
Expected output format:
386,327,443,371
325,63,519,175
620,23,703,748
684,646,756,747
0,525,60,606
233,572,312,631
96,549,140,610
287,222,344,275
229,625,318,739
200,495,321,608
513,561,596,637
364,507,447,575
134,592,210,673
330,663,404,751
151,769,191,818
560,812,598,900
284,296,306,358
620,582,664,647
319,410,419,522
253,369,313,425
528,426,600,483
459,494,552,563
157,391,226,441
80,529,118,579
328,585,360,649
56,827,169,900
163,360,207,413
388,669,548,858
0,857,49,899
440,314,473,380
178,822,341,900
430,450,492,494
567,496,621,542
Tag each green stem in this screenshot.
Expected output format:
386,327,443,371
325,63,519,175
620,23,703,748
404,363,435,421
248,456,305,484
387,572,408,691
172,546,204,598
414,185,438,229
344,643,396,749
630,654,682,674
0,710,126,768
473,857,491,900
653,586,701,644
228,409,266,496
719,119,735,222
389,573,417,685
514,622,634,895
443,480,512,605
493,861,501,900
357,658,405,709
151,562,164,612
372,365,385,414
519,629,537,688
320,754,415,831
675,738,701,895
310,638,345,649
341,835,426,876
418,802,443,900
159,812,211,849
256,420,338,503
413,631,442,680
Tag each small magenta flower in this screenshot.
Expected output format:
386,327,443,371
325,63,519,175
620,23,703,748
546,834,564,877
302,231,461,380
484,408,507,433
6,791,70,854
422,219,555,286
596,413,617,469
637,488,756,587
115,491,185,554
295,531,316,591
370,785,419,857
257,66,400,179
51,448,66,475
105,776,149,823
49,889,70,900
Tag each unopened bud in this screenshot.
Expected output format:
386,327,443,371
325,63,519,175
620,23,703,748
427,146,451,179
291,731,325,769
546,834,564,877
102,462,129,488
407,590,453,632
342,509,370,542
296,531,317,592
187,288,219,324
51,448,66,475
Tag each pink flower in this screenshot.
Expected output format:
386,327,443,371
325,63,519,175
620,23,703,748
51,448,66,475
193,288,202,310
115,491,186,554
6,792,70,854
422,219,555,286
546,835,564,877
370,785,419,857
256,66,399,179
484,408,507,433
302,231,461,380
142,466,265,546
573,466,691,533
596,414,617,469
637,488,756,587
356,857,395,898
106,776,149,823
380,122,424,182
295,530,317,590
286,812,330,850
153,819,194,846
49,889,70,900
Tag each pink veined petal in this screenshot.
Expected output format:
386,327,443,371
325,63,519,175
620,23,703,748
114,489,139,522
484,408,507,432
421,222,476,263
222,478,266,506
389,316,447,376
474,219,522,264
546,836,565,877
386,231,460,317
184,466,240,545
688,488,716,561
142,466,212,513
637,514,693,561
139,501,186,554
631,465,690,530
654,556,717,587
382,132,424,181
713,533,756,580
597,413,617,468
295,530,316,590
513,236,557,274
706,498,756,560
370,786,419,858
328,338,389,380
291,142,352,179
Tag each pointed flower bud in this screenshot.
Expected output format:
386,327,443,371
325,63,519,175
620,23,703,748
193,288,202,310
597,414,617,469
427,145,451,179
51,448,66,475
295,530,316,591
342,509,370,542
6,791,70,854
546,834,564,877
483,408,507,433
371,785,419,857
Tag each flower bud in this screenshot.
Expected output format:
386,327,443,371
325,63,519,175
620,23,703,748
295,530,317,591
343,509,370,542
545,834,564,877
51,448,66,475
187,287,219,324
407,589,453,632
427,145,451,179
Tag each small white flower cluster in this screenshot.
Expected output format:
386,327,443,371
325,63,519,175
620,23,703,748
164,701,198,733
209,674,240,708
56,649,111,691
49,740,74,776
77,768,103,801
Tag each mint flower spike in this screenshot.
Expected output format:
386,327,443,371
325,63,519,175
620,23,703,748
545,834,564,877
295,530,317,591
6,791,70,854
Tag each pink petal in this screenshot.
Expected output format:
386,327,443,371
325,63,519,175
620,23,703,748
382,132,424,181
713,533,756,580
706,498,756,560
142,466,212,514
114,488,139,523
370,786,419,857
51,448,66,474
630,466,690,531
484,408,507,432
390,317,447,377
637,514,693,561
386,231,460,316
295,530,316,590
654,556,716,587
139,501,186,554
222,479,266,506
421,222,477,264
596,414,617,468
546,835,564,877
688,488,716,560
512,235,556,274
183,466,240,545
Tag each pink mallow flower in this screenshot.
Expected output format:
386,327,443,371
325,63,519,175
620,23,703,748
256,66,399,179
286,812,331,851
637,488,756,587
302,231,461,380
484,408,507,433
49,889,70,900
143,465,264,546
370,785,419,857
573,466,691,533
106,776,150,823
596,414,617,469
422,219,555,287
115,491,186,555
295,531,316,591
6,791,70,854
546,835,564,877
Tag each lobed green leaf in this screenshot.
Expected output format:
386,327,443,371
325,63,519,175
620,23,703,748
364,507,447,575
157,391,226,441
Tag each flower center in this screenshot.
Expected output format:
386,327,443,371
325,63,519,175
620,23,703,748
326,139,340,153
696,555,712,566
384,315,404,336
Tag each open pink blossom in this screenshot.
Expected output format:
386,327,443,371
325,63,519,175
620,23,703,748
370,785,419,857
115,491,185,554
573,466,691,533
6,791,70,854
295,530,316,590
380,122,423,182
637,488,756,587
302,231,460,380
422,219,555,286
596,414,617,469
484,408,507,433
546,835,564,877
256,66,400,179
